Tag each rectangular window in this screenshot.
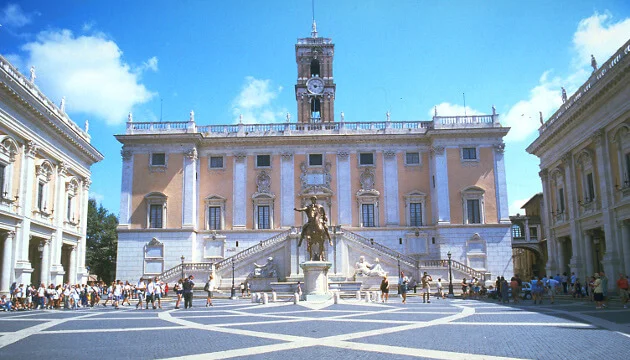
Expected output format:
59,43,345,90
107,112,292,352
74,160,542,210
462,148,477,160
256,155,271,167
405,152,420,165
586,173,595,201
149,204,163,228
208,206,221,230
511,225,522,238
0,164,5,198
257,205,270,229
558,188,565,213
359,153,374,166
67,196,72,220
209,156,224,169
151,153,166,166
409,202,422,226
529,227,538,239
467,199,481,224
362,204,375,227
309,154,323,166
37,182,44,210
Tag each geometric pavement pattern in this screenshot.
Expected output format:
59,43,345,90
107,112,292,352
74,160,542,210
1,296,629,359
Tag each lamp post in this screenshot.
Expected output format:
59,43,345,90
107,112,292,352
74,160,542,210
397,254,401,295
230,258,236,299
180,255,185,280
447,251,454,298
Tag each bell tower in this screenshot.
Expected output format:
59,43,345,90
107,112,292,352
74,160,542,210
295,21,336,123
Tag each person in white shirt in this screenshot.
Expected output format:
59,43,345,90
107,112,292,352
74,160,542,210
145,278,156,310
154,279,163,309
37,283,46,310
113,281,122,309
205,275,216,307
136,279,146,309
63,285,71,309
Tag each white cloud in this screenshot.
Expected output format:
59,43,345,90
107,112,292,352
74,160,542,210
503,12,630,143
1,4,32,28
231,76,285,123
21,29,156,125
509,198,530,216
428,102,484,118
137,56,158,73
89,191,105,204
82,21,95,32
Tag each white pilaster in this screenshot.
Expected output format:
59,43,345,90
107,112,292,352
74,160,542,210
0,231,15,294
119,149,134,226
51,163,68,276
68,245,77,284
584,231,594,277
40,237,51,285
233,154,247,229
17,142,37,268
621,221,630,276
432,146,450,224
493,143,510,223
383,150,399,225
182,148,197,228
336,151,351,226
280,153,294,227
563,154,582,279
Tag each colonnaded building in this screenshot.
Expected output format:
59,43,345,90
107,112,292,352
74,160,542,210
527,38,630,290
115,25,512,287
0,55,103,295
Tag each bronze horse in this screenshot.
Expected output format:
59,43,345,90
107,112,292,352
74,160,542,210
296,201,333,261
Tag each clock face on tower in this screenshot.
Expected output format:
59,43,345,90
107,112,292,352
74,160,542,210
306,77,324,95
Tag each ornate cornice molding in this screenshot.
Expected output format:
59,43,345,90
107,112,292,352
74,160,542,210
337,150,349,159
234,153,247,163
383,150,396,158
184,148,198,161
430,145,445,156
281,152,293,160
25,140,39,158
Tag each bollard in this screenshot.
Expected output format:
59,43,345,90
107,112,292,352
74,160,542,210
251,293,258,303
375,292,381,303
334,291,340,304
272,291,277,302
356,291,361,300
262,293,269,305
365,291,371,303
293,292,300,304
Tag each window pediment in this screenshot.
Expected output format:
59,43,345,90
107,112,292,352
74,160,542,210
145,192,167,201
0,136,19,162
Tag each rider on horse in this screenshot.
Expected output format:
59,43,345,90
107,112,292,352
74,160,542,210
294,196,333,247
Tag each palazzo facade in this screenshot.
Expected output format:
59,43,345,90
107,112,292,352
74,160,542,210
0,55,103,295
527,39,630,291
116,26,513,286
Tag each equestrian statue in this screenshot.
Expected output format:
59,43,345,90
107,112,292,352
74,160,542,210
294,196,333,261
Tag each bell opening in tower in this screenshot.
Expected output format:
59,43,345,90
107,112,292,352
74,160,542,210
310,59,320,77
311,98,321,123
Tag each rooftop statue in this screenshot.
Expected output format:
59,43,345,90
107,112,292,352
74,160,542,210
294,196,333,261
591,54,597,72
561,87,567,103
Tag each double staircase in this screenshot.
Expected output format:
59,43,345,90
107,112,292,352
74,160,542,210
155,227,489,286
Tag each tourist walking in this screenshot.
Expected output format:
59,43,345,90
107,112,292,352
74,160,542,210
510,277,520,303
593,273,604,309
600,271,609,307
436,278,445,299
421,272,432,303
146,278,156,309
461,278,468,300
380,276,389,303
136,278,146,309
155,279,163,309
532,277,544,304
205,275,215,307
400,272,409,304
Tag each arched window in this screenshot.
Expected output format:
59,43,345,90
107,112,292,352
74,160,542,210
511,224,523,238
311,98,321,122
310,59,320,77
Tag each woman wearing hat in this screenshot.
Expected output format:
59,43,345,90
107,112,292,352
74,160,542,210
593,273,604,309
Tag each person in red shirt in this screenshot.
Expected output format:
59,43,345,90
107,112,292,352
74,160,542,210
617,273,629,309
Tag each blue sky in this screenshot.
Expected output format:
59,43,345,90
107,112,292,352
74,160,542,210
1,1,629,217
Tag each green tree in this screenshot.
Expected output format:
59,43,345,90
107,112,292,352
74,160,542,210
86,199,118,283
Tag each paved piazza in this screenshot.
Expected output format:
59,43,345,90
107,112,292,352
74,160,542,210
1,296,629,359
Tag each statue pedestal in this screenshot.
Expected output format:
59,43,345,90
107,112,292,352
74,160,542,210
300,261,332,301
249,277,277,292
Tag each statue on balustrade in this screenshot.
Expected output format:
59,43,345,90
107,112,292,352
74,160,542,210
354,256,387,277
252,257,277,278
294,196,333,261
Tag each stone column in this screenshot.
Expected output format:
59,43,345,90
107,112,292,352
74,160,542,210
68,245,77,284
280,153,294,227
584,231,594,277
621,220,630,276
119,149,134,228
431,146,450,224
76,178,90,283
556,238,565,275
0,231,15,295
51,163,68,282
336,151,351,226
382,150,399,226
232,154,247,229
40,238,52,285
592,130,620,276
182,148,198,228
493,143,510,223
